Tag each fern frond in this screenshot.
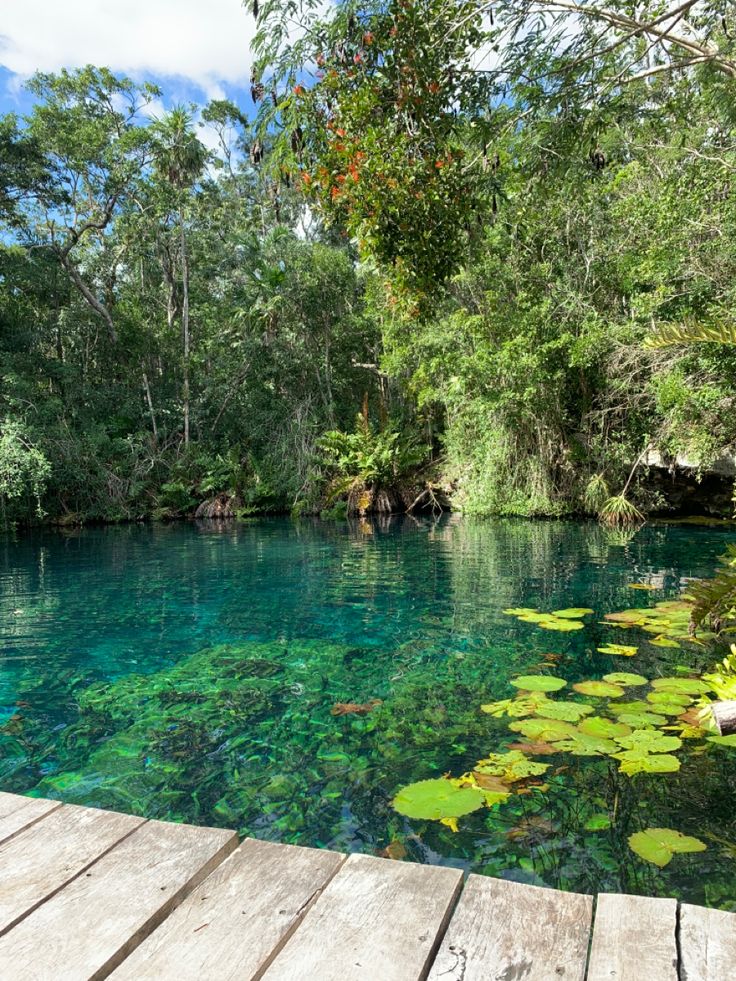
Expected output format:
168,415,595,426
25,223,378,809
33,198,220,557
645,321,736,349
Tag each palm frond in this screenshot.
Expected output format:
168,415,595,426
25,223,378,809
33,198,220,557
645,322,736,349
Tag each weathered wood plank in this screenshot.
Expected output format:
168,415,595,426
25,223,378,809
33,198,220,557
0,793,62,846
0,818,237,980
0,803,143,936
261,853,463,981
586,893,678,981
679,902,736,980
111,837,345,980
427,874,592,981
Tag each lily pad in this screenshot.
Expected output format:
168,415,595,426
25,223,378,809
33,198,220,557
510,675,567,693
650,678,711,695
579,716,632,739
614,730,682,754
649,636,681,649
628,827,706,867
616,753,681,776
628,583,658,590
572,681,625,698
538,618,585,632
393,778,485,821
555,732,618,756
509,718,579,742
535,700,594,722
502,608,539,616
707,734,736,747
597,643,638,657
551,608,594,619
602,672,648,687
475,751,550,783
616,711,668,728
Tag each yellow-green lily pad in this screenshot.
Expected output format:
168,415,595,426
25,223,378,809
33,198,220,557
602,672,648,686
551,608,594,619
597,643,638,657
393,778,485,821
510,675,567,693
573,681,625,698
628,827,706,867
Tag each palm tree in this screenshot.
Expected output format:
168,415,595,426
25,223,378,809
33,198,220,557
152,108,208,447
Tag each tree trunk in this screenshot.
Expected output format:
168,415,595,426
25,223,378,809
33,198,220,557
180,215,191,448
142,367,159,447
711,701,736,736
58,253,118,344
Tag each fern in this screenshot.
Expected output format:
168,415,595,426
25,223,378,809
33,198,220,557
690,544,736,631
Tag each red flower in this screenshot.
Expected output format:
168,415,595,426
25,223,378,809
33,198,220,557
293,84,306,96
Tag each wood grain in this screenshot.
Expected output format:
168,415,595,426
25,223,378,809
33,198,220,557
111,837,345,980
679,902,736,980
427,874,592,981
0,818,236,980
261,853,463,981
0,793,61,846
586,893,678,981
0,803,143,936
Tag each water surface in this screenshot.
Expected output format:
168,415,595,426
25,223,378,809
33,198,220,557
1,516,735,907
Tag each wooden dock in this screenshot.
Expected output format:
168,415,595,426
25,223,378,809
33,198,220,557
1,790,734,979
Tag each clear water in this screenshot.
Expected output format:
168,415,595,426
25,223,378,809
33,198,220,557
2,516,735,908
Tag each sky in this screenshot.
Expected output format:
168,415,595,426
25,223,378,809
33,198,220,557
0,0,258,119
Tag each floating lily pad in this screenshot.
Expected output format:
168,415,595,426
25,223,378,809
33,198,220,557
579,716,632,739
572,681,625,698
535,700,594,722
616,711,668,728
393,778,485,821
509,718,579,742
628,828,706,867
502,608,539,616
616,753,681,776
707,734,736,747
475,750,550,783
649,636,681,649
609,700,654,714
510,675,567,693
602,672,647,686
597,644,638,657
651,678,711,695
538,618,585,632
551,608,594,619
647,690,692,706
628,583,658,590
614,730,682,753
555,732,618,756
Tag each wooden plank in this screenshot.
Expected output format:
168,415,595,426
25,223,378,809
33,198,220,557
0,803,144,936
261,853,463,981
679,902,736,980
0,793,62,846
0,819,237,980
427,874,592,981
111,837,345,980
586,893,678,981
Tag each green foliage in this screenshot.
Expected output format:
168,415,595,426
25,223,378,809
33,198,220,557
629,828,707,868
690,546,736,631
0,420,51,521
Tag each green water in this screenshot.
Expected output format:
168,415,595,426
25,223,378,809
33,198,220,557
2,516,736,907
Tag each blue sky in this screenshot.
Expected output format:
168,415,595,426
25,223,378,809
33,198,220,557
0,0,258,127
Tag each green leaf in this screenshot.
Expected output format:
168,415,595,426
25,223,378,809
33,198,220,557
597,643,638,657
707,734,736,747
393,778,485,821
617,753,681,776
509,718,578,742
537,618,585,632
616,711,668,728
555,731,618,756
650,678,711,695
629,828,707,867
602,672,648,686
510,675,567,692
551,608,594,619
649,636,681,649
614,730,682,754
475,750,550,782
572,681,625,698
579,716,632,739
534,700,593,722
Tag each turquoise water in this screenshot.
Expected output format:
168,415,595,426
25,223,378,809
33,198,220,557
2,516,736,907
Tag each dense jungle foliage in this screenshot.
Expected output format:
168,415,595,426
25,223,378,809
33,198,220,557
1,2,736,524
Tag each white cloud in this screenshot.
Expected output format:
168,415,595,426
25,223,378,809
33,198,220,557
0,0,256,96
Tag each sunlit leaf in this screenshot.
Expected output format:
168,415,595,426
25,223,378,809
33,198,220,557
509,718,579,742
537,618,585,632
628,583,658,590
535,700,593,722
572,681,624,698
616,711,668,727
393,778,485,820
579,716,632,739
551,608,594,619
614,730,682,753
628,827,706,866
555,732,618,756
510,675,567,692
651,678,712,695
602,672,648,686
616,753,681,776
475,750,550,782
597,643,638,657
707,734,736,747
649,636,681,649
